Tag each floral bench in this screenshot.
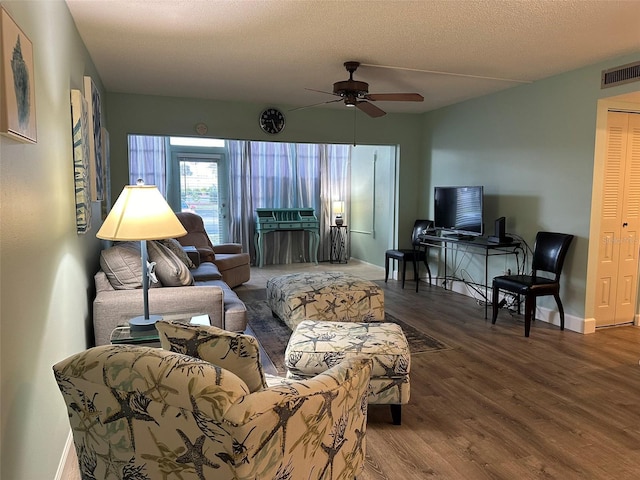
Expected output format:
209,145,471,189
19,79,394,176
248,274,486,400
266,271,385,330
285,320,411,425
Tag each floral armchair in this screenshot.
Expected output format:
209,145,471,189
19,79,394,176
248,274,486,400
53,336,372,479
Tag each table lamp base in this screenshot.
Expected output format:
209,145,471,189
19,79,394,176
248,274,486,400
129,314,163,331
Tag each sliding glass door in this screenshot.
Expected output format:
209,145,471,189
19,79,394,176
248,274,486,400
176,153,228,244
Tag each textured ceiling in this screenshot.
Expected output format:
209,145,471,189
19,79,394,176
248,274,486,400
65,0,640,114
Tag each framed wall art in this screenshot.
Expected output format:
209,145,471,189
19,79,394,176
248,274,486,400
84,75,104,201
70,89,92,234
0,7,36,143
100,127,111,219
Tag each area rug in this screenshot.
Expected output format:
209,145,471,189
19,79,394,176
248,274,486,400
245,300,452,374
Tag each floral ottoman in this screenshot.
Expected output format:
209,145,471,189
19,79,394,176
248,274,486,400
285,320,410,425
266,271,385,330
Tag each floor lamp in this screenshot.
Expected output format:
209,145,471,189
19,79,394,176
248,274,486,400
96,180,187,330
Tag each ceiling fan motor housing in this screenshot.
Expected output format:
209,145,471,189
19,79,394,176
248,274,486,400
333,80,369,99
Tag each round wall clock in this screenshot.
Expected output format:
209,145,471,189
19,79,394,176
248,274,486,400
259,108,285,134
195,122,208,135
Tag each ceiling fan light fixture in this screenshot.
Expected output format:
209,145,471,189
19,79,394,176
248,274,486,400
344,94,358,107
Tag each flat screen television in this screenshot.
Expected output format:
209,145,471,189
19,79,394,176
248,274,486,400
434,186,484,237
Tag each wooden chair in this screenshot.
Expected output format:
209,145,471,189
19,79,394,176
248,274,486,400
492,231,574,337
385,219,433,292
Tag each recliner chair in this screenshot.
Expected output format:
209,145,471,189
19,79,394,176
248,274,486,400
175,211,250,288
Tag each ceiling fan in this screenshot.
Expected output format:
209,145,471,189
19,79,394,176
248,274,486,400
299,61,424,117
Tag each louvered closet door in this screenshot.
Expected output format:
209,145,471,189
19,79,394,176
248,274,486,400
595,112,640,327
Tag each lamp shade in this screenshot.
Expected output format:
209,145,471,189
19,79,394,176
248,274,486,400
97,184,187,241
332,201,344,216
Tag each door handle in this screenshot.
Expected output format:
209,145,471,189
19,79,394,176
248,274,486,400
623,222,628,227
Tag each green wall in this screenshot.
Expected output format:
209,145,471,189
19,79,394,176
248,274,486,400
421,52,640,328
105,93,426,264
350,145,397,264
0,1,104,478
1,2,638,477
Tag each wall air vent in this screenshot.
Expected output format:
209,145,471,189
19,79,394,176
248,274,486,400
601,61,640,89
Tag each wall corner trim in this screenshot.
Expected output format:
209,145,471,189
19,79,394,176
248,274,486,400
55,430,75,480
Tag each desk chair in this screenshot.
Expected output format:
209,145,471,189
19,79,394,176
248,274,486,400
491,231,574,337
385,219,433,292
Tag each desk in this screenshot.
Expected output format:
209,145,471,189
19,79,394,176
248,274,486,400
255,208,320,267
330,225,348,263
418,233,521,318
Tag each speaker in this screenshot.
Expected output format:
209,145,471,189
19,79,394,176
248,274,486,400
488,217,511,243
495,217,505,239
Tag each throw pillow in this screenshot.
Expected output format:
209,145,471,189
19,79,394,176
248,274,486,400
156,321,267,393
100,242,144,290
147,240,194,287
100,242,164,290
159,238,195,269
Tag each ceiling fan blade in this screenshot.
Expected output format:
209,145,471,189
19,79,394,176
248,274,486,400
289,98,342,112
305,87,339,97
365,93,424,102
356,101,386,118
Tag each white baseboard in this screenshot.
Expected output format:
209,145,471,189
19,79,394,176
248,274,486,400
423,277,589,334
389,268,419,282
582,316,636,333
55,430,74,480
583,317,597,334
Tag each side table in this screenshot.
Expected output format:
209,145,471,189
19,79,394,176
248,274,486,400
110,325,161,346
330,225,348,264
110,314,210,346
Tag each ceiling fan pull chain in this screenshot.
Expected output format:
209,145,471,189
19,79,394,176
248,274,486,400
353,107,357,147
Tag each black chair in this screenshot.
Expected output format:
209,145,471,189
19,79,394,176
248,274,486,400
385,220,433,292
492,231,574,337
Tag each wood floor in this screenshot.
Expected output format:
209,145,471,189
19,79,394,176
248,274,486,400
247,261,640,479
352,267,640,479
63,261,640,479
361,282,640,479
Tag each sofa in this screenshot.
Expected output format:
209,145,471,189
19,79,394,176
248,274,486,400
175,211,251,288
92,239,247,346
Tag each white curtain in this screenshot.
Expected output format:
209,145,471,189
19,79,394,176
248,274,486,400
128,135,166,195
228,141,350,264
